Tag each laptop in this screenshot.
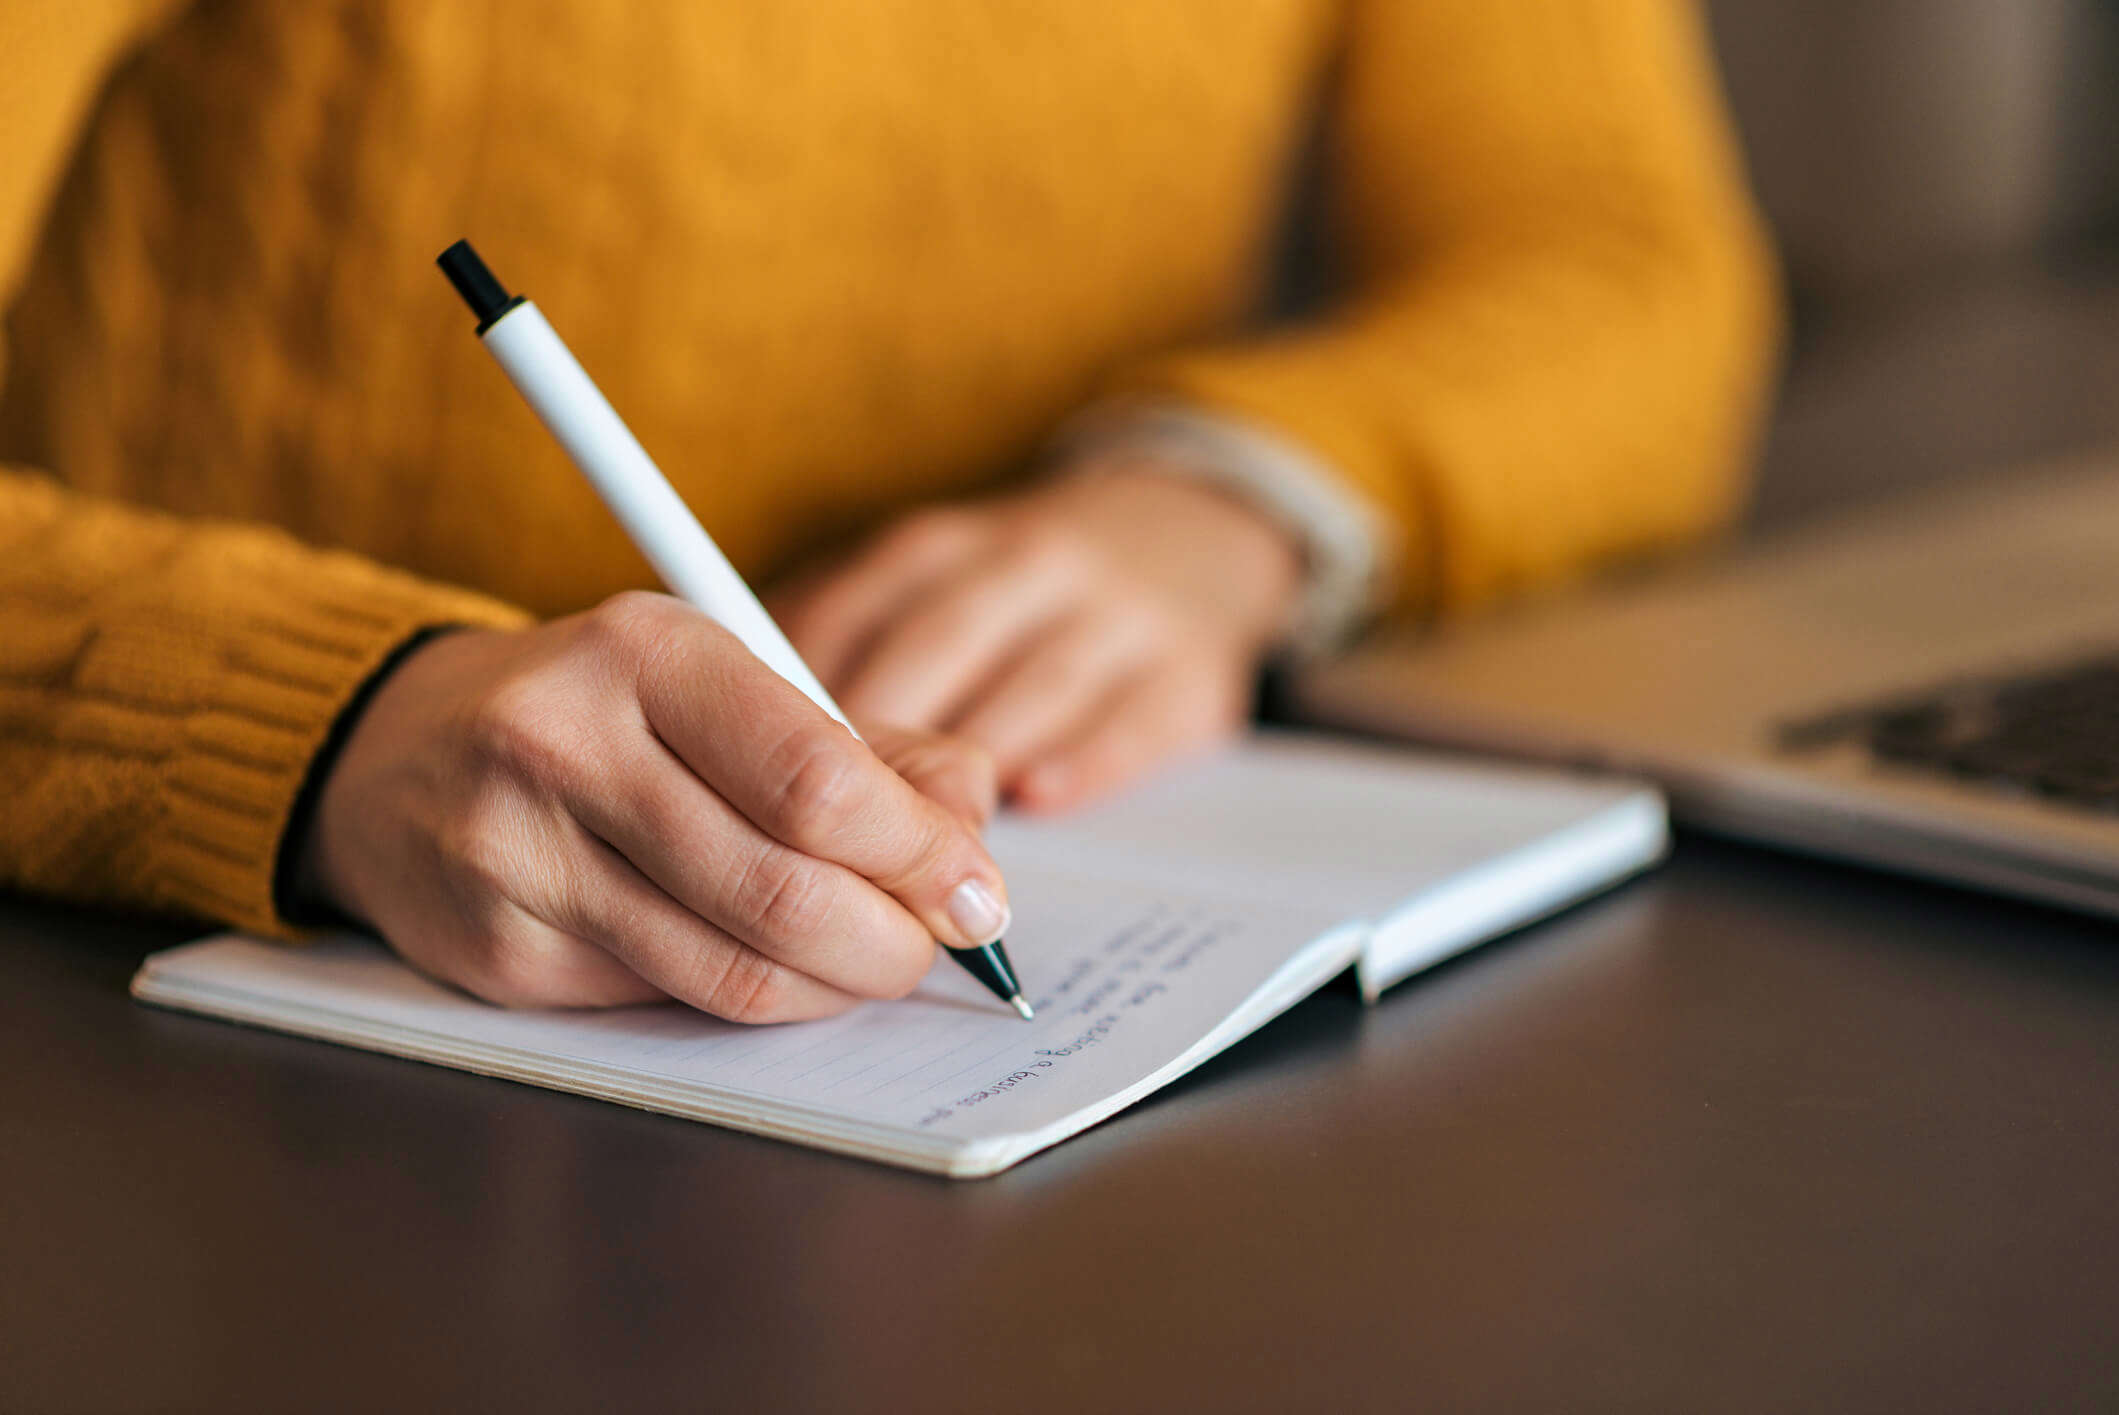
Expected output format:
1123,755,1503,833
1292,450,2119,917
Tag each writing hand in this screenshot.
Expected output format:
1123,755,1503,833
294,592,1009,1022
773,466,1303,812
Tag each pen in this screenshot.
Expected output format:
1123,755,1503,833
435,239,1033,1021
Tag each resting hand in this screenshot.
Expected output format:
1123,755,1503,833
772,465,1303,812
295,592,1009,1022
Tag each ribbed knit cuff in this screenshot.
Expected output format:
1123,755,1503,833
155,560,528,937
1048,401,1399,657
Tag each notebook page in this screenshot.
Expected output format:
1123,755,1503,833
988,732,1644,919
135,857,1353,1175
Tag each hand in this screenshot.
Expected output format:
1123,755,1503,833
771,464,1303,812
294,592,1010,1023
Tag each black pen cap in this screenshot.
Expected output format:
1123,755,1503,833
436,240,523,332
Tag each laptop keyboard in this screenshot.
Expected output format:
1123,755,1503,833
1778,649,2119,813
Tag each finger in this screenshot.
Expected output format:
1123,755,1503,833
396,901,670,1010
567,736,942,1000
1012,663,1245,813
636,615,1013,950
773,510,984,689
543,832,869,1024
863,724,999,830
836,541,1086,730
948,609,1156,778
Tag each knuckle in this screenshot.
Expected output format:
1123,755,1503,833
921,739,998,822
763,725,868,843
899,597,983,662
467,930,565,1008
1010,521,1092,578
436,798,526,898
1120,596,1183,647
465,678,574,789
891,506,976,557
695,947,787,1025
937,736,997,796
626,779,695,859
928,728,991,770
583,590,682,665
594,588,674,633
729,849,837,944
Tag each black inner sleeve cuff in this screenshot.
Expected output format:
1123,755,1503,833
270,623,464,927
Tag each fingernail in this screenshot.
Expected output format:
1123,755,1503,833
947,878,1011,946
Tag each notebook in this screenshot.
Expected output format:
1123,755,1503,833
133,732,1666,1177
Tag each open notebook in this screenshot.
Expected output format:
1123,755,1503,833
134,733,1665,1177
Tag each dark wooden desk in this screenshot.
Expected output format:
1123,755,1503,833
3,836,2115,1414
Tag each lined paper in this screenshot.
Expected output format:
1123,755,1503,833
136,858,1352,1168
133,733,1656,1175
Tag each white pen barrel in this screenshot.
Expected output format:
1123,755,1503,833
480,303,853,731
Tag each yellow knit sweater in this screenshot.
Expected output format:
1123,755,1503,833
0,0,1778,935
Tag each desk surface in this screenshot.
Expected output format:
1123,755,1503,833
4,836,2115,1414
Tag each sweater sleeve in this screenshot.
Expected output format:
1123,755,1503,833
0,4,529,934
0,476,530,935
1105,0,1783,618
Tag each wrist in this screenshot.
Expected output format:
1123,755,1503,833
276,625,469,924
1044,459,1305,650
1049,402,1396,655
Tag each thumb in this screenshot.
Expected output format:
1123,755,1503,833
862,723,999,831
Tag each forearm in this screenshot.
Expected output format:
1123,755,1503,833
0,468,527,933
1097,0,1783,619
1120,219,1780,613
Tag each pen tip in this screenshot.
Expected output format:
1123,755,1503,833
1011,996,1036,1022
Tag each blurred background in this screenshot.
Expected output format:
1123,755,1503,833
1704,0,2119,528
